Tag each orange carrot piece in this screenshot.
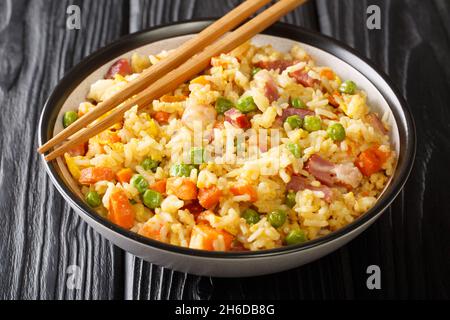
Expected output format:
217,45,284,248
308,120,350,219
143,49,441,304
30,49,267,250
139,221,163,241
108,190,135,229
173,179,198,200
196,223,234,251
355,145,390,176
320,69,335,80
198,186,222,209
150,179,167,194
230,184,258,202
79,167,115,185
116,168,133,184
153,111,171,124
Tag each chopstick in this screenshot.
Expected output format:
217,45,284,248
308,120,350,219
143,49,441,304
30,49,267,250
38,0,272,154
43,0,306,161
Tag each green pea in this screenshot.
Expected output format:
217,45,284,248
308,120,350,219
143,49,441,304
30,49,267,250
190,147,205,165
285,191,296,208
141,158,160,172
241,208,260,225
170,164,196,177
236,96,257,113
285,115,303,129
143,189,162,209
303,115,322,132
130,174,149,194
291,97,306,109
339,80,357,94
285,229,307,245
85,191,101,208
251,67,262,77
267,209,287,228
287,143,302,158
327,123,346,141
63,111,78,128
215,97,234,114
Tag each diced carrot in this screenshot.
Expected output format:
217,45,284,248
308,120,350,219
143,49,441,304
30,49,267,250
198,186,222,209
160,95,187,102
68,143,87,157
355,145,390,176
173,178,198,200
79,167,115,185
108,189,135,229
190,75,209,85
139,221,163,241
150,179,167,194
153,111,171,124
190,223,234,251
116,168,133,184
320,69,335,80
230,184,258,202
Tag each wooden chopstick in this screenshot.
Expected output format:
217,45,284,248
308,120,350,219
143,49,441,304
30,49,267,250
38,0,272,154
44,0,306,161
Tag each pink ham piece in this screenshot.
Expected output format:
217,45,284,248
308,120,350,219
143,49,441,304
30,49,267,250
255,59,295,72
280,108,315,121
286,175,334,203
367,113,388,135
224,108,251,129
305,154,363,189
273,108,314,127
264,78,279,103
289,69,319,88
305,154,335,187
105,58,132,79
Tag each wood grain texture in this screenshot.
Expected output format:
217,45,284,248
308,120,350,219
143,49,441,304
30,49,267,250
0,0,127,299
316,0,450,299
0,0,449,300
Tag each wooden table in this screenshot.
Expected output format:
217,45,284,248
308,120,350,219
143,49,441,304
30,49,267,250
0,0,449,300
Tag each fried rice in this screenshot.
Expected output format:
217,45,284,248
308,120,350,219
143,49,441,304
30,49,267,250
62,41,396,251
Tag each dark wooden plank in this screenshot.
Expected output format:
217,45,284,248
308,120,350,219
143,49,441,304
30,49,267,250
126,0,323,300
1,0,448,300
0,0,128,299
315,0,450,299
129,0,319,33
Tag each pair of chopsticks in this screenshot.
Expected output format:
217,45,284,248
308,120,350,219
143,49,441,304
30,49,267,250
39,0,307,161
